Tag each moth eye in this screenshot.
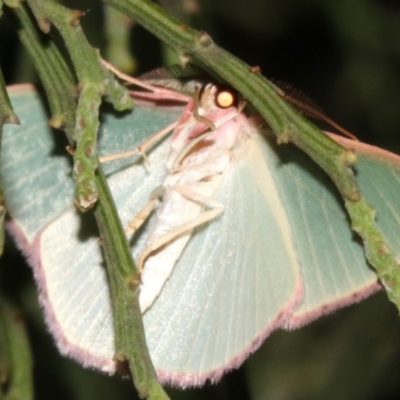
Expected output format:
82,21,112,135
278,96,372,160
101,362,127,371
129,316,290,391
215,89,236,109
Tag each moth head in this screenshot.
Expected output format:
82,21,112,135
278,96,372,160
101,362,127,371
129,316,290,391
200,84,238,111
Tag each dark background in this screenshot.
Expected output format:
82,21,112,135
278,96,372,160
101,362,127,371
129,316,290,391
1,0,400,399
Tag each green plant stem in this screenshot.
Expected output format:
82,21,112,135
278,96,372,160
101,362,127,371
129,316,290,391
0,70,19,255
9,2,163,396
2,0,19,9
26,0,133,210
94,165,169,400
102,0,359,200
10,3,77,140
0,298,33,400
104,6,136,73
0,71,19,125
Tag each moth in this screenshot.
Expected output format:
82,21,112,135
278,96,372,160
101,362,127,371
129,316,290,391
4,65,398,386
108,67,257,311
103,62,359,312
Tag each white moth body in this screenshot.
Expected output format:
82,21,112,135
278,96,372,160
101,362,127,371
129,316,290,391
138,84,250,311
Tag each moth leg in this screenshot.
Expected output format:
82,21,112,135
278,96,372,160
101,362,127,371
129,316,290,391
138,184,223,271
99,120,177,163
125,186,165,237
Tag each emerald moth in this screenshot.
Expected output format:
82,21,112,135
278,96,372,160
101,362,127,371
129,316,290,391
3,80,400,387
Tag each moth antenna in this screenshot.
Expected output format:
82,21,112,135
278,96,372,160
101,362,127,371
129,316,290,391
272,79,358,141
138,64,208,94
139,64,204,80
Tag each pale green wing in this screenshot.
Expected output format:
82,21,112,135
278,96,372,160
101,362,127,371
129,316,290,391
140,131,381,385
142,133,303,384
256,133,381,325
35,137,171,372
3,86,182,243
1,86,74,243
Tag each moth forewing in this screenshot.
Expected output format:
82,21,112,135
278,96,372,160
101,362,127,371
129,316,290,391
134,84,253,312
